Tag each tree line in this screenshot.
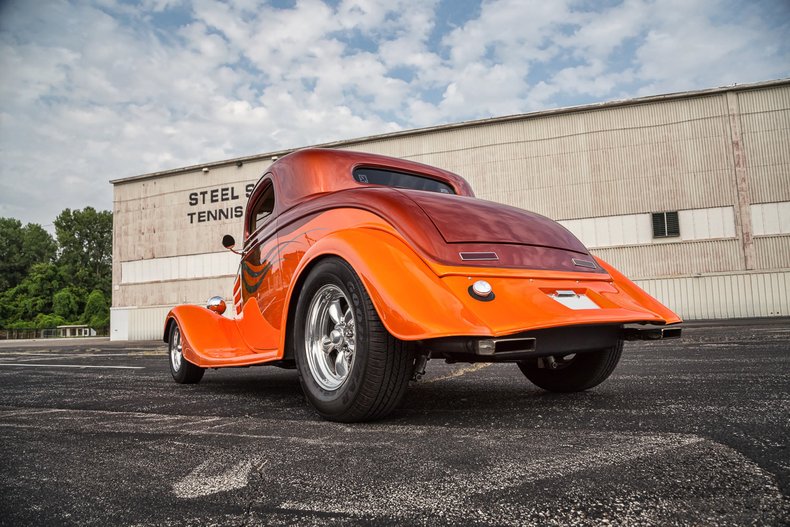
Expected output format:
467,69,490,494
0,207,112,331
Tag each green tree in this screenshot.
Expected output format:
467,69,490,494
0,208,112,329
83,289,109,329
0,218,57,292
0,218,25,292
0,289,17,327
34,313,66,329
54,207,112,297
53,288,80,321
0,263,62,327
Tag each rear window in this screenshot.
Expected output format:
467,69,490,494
353,167,455,194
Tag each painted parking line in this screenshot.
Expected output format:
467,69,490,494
0,353,146,361
0,363,144,370
173,457,265,498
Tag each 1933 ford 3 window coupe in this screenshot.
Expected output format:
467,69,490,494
164,148,681,422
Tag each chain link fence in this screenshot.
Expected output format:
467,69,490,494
0,327,108,340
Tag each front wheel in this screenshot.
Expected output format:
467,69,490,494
168,321,205,384
517,340,623,392
293,258,414,422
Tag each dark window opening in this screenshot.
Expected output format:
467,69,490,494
353,167,455,194
652,211,680,238
248,183,275,234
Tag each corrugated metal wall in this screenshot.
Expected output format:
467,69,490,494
119,277,235,307
128,306,172,341
121,252,238,284
592,239,743,279
753,236,790,271
637,271,790,319
737,86,790,204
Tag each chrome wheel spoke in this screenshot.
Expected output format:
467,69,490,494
328,300,343,325
170,327,182,371
304,285,357,391
334,350,349,378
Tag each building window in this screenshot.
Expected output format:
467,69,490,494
652,211,680,238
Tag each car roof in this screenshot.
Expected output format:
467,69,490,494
267,148,475,211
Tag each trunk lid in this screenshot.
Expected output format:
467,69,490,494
401,190,588,254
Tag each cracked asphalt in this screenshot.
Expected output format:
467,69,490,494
0,320,788,526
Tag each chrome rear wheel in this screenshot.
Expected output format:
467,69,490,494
304,284,356,391
293,257,415,422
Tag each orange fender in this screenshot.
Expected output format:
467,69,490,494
281,227,491,344
165,305,277,367
594,257,682,325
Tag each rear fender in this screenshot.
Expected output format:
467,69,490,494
594,256,682,324
281,228,490,346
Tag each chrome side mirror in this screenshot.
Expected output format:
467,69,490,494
206,296,226,315
222,234,241,255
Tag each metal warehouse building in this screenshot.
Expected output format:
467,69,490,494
110,79,790,341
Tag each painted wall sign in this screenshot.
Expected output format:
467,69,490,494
187,184,255,224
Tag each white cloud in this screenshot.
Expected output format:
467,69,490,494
0,0,787,227
632,0,788,95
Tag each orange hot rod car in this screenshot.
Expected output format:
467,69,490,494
164,148,681,422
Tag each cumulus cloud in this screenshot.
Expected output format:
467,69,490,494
0,0,787,226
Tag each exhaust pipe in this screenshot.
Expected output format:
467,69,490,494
475,337,537,357
623,326,682,341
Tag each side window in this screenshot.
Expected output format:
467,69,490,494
248,183,275,234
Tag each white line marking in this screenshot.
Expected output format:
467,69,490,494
0,409,67,418
0,407,372,445
0,353,148,363
281,434,712,518
173,457,264,498
0,363,144,370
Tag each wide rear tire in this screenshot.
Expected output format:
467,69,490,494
517,340,623,392
294,258,414,422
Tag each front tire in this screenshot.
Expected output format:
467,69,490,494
517,340,623,392
168,321,205,384
294,258,414,422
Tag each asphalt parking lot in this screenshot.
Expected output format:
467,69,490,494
0,321,788,526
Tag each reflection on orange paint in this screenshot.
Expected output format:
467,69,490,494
164,149,681,368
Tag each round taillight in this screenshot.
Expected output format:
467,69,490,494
469,280,495,301
472,280,492,296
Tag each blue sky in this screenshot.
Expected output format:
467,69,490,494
1,0,788,227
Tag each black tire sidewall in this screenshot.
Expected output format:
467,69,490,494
294,258,372,417
168,321,187,382
519,341,623,392
168,321,204,383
